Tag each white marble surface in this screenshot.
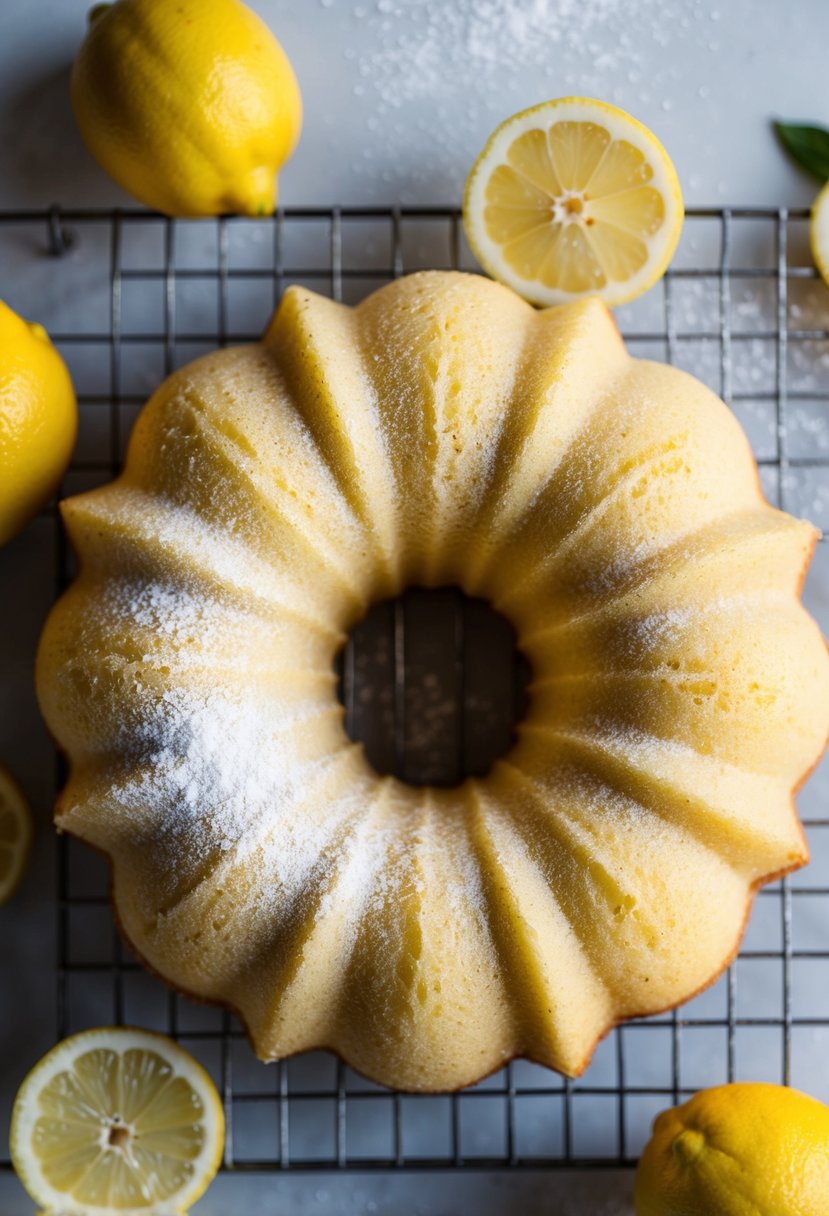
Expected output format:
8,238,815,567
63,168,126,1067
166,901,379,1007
2,1,829,1213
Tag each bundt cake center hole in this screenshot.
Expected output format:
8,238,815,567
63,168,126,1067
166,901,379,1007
336,587,531,787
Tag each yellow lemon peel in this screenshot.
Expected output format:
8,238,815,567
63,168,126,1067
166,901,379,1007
71,0,302,217
635,1082,829,1216
0,300,76,546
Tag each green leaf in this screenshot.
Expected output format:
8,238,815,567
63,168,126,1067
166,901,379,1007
774,121,829,183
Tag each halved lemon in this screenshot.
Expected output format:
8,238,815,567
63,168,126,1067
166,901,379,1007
810,178,829,288
0,765,32,904
463,97,684,307
10,1026,225,1215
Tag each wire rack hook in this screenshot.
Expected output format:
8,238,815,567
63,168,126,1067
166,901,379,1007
47,205,73,257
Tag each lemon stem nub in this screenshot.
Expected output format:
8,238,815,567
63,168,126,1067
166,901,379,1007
672,1128,706,1166
88,3,112,24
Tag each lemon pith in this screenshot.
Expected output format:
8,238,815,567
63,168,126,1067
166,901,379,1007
10,1027,225,1215
0,300,76,546
71,0,302,217
0,767,32,904
463,97,684,308
634,1082,829,1216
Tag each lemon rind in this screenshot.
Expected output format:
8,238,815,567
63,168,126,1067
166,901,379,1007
810,179,829,289
0,767,33,905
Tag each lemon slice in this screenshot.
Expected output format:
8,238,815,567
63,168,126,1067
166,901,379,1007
10,1027,225,1215
463,97,684,307
0,765,32,904
810,179,829,288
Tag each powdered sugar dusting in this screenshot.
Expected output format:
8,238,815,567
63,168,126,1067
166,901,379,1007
112,687,325,863
89,487,336,630
109,580,224,653
94,663,487,956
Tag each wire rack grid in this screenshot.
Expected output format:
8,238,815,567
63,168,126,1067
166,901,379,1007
2,204,829,1174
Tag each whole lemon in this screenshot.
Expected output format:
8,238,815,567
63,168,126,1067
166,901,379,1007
71,0,302,217
0,302,76,546
635,1082,829,1216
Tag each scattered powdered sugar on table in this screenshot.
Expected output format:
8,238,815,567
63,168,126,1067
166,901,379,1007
351,0,647,108
319,0,729,199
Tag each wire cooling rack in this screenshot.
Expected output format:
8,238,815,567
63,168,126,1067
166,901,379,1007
1,204,829,1173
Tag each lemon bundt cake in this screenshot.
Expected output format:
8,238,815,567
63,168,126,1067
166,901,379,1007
37,271,829,1091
